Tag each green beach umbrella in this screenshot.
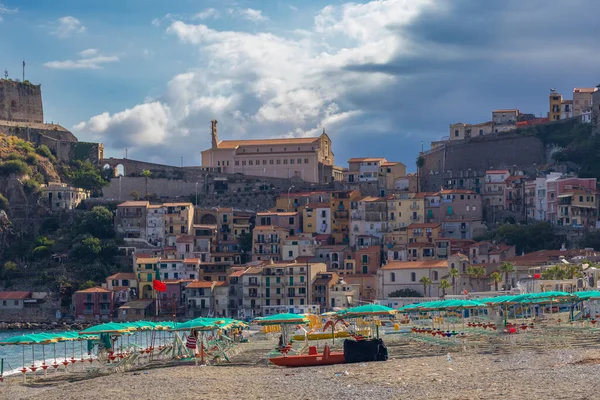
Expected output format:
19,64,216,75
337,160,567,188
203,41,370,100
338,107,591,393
339,304,398,317
254,313,309,326
79,322,131,335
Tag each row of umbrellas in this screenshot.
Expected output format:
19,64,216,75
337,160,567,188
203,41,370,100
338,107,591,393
397,291,600,313
254,304,399,326
0,318,249,346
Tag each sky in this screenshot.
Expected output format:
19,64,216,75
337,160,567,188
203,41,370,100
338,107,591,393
0,0,599,171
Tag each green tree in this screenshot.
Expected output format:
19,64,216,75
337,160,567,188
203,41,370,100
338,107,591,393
439,279,451,297
0,193,8,210
388,288,422,298
36,144,54,160
419,276,432,297
415,156,425,193
78,206,115,239
69,160,108,193
500,262,515,290
0,160,31,177
489,271,503,291
492,222,560,254
71,236,102,262
541,265,566,280
79,280,97,290
141,169,152,198
466,266,486,290
448,267,460,295
130,191,141,201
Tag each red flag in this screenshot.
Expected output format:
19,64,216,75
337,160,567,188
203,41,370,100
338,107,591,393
153,279,167,292
533,273,541,279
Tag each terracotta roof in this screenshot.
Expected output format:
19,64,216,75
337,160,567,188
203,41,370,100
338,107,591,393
118,201,149,207
244,266,264,274
185,281,216,289
347,157,386,163
107,273,136,280
507,249,589,266
279,191,330,198
164,202,193,207
147,205,163,209
305,202,330,209
381,260,448,270
381,161,402,167
294,256,316,263
135,257,159,264
486,170,510,174
75,287,111,294
0,291,31,300
407,223,441,229
440,189,477,195
184,258,200,264
492,109,519,113
217,137,320,149
315,234,331,240
229,270,246,277
176,235,195,244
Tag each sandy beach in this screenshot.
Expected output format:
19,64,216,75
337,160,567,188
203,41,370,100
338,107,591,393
1,335,599,400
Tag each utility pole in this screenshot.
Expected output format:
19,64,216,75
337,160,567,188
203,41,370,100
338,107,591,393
22,60,25,82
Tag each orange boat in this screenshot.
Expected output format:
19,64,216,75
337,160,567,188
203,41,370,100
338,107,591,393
269,345,345,367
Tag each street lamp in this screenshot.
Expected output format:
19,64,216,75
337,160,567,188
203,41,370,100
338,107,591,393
287,186,295,211
195,182,199,206
119,176,122,201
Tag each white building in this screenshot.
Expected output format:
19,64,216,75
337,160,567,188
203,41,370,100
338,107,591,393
484,170,510,210
185,281,228,317
492,109,519,132
377,260,448,298
532,173,562,221
282,235,317,261
41,182,89,210
146,205,165,247
560,100,573,119
350,197,387,246
159,259,199,280
346,157,385,183
329,279,360,309
313,204,331,234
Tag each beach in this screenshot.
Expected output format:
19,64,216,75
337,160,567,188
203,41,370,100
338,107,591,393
1,337,599,400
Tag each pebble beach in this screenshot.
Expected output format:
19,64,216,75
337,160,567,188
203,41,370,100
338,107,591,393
1,336,599,400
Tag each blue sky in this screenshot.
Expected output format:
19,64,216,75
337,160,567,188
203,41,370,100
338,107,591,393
1,0,599,171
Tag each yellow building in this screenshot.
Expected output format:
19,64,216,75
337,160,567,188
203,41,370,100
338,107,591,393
549,89,562,121
407,223,442,244
164,203,194,236
252,225,290,261
331,190,361,244
302,202,331,234
378,161,407,191
134,256,160,299
558,188,598,228
386,192,426,231
273,191,331,212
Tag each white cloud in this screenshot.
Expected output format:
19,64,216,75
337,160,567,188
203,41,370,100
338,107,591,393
227,8,269,23
74,0,434,163
289,5,299,12
194,8,219,20
44,49,118,70
0,2,17,22
51,16,86,38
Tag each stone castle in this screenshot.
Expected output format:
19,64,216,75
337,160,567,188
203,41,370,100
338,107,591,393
0,79,104,163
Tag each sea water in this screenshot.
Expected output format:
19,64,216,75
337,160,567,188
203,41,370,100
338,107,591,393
0,330,171,377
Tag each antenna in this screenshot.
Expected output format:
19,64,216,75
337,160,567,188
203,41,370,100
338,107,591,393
22,60,25,82
3,69,7,79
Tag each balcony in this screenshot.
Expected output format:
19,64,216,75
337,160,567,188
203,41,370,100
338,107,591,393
410,216,421,222
100,309,111,315
247,281,260,286
83,309,93,315
410,204,420,210
334,210,349,219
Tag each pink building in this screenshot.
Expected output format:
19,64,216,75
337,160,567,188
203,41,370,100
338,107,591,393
72,287,114,321
547,176,597,224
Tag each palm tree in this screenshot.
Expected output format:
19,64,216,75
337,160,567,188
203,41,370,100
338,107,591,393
419,276,432,297
466,266,486,291
500,262,514,291
439,279,451,297
141,169,152,198
448,267,460,295
489,271,502,292
416,156,425,193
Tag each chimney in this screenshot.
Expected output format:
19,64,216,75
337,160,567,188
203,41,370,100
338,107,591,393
211,120,218,149
560,243,567,252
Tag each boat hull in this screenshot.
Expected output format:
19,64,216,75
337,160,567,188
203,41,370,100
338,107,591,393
269,352,346,367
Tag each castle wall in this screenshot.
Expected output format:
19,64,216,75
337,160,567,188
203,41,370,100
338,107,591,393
420,132,546,192
0,80,43,123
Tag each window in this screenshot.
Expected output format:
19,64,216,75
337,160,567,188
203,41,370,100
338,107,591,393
304,158,309,164
283,159,288,164
276,159,281,164
297,159,302,164
269,160,274,165
164,272,169,279
433,271,438,281
249,160,253,166
362,266,368,273
242,161,246,166
390,272,396,282
454,130,459,137
290,159,295,164
411,272,416,282
288,250,293,257
262,160,267,165
289,217,294,225
362,255,368,263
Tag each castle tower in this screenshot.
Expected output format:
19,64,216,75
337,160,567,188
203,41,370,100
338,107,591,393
0,79,44,123
211,120,219,149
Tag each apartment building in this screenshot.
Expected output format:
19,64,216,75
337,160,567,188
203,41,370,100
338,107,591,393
350,196,387,246
378,260,449,298
282,234,317,261
353,245,381,275
115,201,149,239
449,121,494,141
484,170,510,210
41,182,89,210
331,190,361,244
134,256,160,299
302,203,331,234
185,281,228,317
72,287,114,321
164,203,194,236
256,211,301,236
557,186,598,228
492,109,519,132
573,87,597,117
146,205,165,246
274,191,331,212
252,225,290,261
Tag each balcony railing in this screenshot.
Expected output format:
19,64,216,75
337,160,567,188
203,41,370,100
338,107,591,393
410,204,420,210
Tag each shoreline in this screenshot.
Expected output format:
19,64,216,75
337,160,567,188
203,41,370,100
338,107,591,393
2,336,600,400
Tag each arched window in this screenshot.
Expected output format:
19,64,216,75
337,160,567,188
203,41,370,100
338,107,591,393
10,100,17,109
